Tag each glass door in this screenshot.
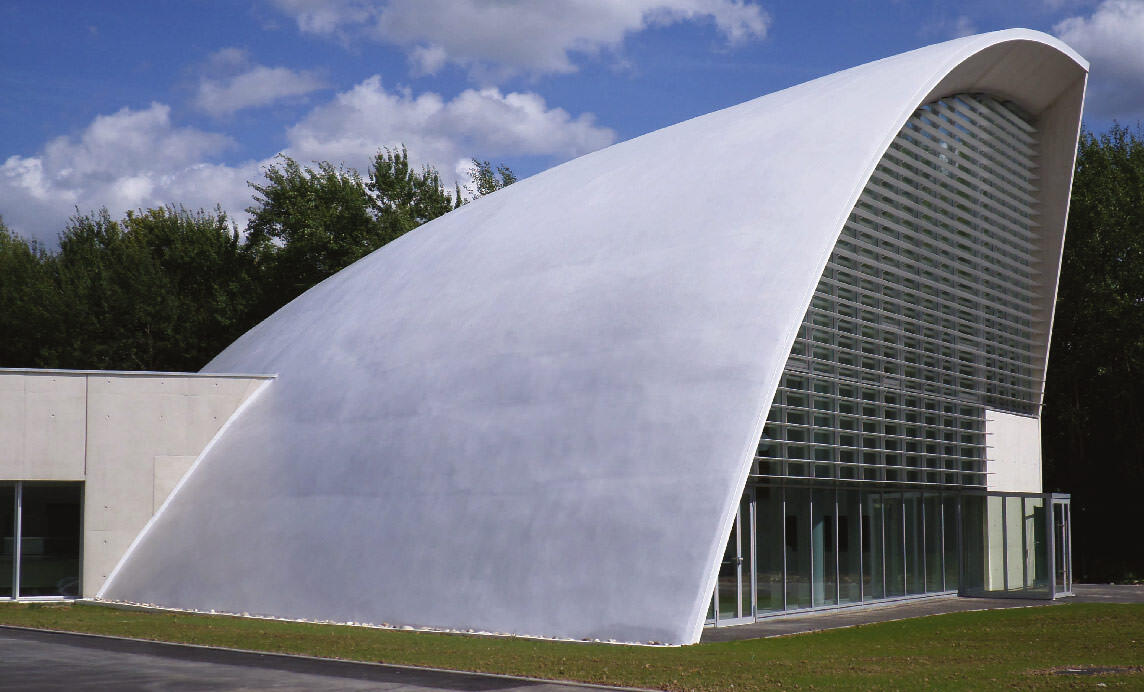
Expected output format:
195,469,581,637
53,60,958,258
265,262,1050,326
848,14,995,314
1051,496,1073,597
712,491,755,625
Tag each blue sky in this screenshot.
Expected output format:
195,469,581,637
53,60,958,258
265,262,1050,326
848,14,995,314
1,0,1141,245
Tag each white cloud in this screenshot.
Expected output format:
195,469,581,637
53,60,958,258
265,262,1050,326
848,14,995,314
951,15,978,38
0,80,615,245
1055,0,1144,119
285,76,616,181
271,0,770,79
195,48,326,116
268,0,377,36
0,104,259,245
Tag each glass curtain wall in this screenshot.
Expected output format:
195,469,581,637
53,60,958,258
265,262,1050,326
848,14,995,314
959,491,1070,598
708,91,1048,625
748,484,957,617
0,482,82,600
716,486,1068,623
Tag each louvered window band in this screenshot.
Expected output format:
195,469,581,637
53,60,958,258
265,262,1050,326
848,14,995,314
755,93,1040,489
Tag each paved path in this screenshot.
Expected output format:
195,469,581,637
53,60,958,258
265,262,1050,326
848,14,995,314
700,583,1144,642
0,627,634,692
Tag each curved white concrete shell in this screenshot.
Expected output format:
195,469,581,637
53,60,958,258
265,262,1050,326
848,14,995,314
100,29,1087,645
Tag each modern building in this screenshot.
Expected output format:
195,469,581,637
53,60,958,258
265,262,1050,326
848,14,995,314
1,29,1085,646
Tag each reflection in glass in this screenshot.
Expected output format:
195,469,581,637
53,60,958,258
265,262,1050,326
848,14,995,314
904,492,924,594
1,484,13,598
1005,496,1024,591
717,504,742,620
755,486,785,613
960,494,986,594
18,484,81,597
1027,497,1048,591
740,494,753,616
786,487,812,609
884,493,905,597
812,488,837,606
987,495,1005,591
944,494,959,591
924,493,943,591
837,489,862,604
862,491,885,600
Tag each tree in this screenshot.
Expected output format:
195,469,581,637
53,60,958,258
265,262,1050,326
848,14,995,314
39,206,255,371
369,145,463,240
1043,124,1144,582
1,145,516,371
467,158,518,198
0,218,54,367
245,147,469,319
246,156,381,311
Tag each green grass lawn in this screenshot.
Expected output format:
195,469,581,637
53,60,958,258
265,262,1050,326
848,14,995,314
1,602,1141,690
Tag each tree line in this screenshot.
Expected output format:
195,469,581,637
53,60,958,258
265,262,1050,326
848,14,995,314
1,129,1142,582
1041,124,1144,583
0,147,515,372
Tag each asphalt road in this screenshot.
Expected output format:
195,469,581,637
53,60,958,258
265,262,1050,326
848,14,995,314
0,627,632,692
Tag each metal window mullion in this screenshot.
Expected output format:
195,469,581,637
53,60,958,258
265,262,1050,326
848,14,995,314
781,488,788,611
902,115,1039,201
974,98,1038,141
965,94,1038,138
805,301,1039,374
955,95,1039,147
848,203,1039,285
840,214,1037,302
913,117,1037,196
882,136,1038,232
796,327,1042,400
817,275,1040,354
834,490,841,605
885,132,1038,225
793,351,1040,410
13,482,21,599
843,209,1038,295
892,125,1039,201
898,120,1039,205
851,186,1037,276
802,308,1040,378
928,100,1037,162
939,495,946,591
866,161,1036,250
828,243,1038,331
877,145,1037,228
1001,496,1009,592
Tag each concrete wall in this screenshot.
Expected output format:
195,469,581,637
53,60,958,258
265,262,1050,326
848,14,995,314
985,409,1043,493
0,370,271,597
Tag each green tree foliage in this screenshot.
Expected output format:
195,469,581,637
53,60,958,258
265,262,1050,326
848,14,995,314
245,156,381,313
245,147,472,319
0,217,55,367
47,207,255,371
369,145,463,239
467,158,518,197
1043,124,1144,581
0,145,510,372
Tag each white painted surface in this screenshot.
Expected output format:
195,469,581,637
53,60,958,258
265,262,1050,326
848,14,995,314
0,370,269,597
102,30,1087,645
986,409,1043,493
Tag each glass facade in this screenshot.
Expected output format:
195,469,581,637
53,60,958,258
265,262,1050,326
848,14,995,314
0,482,82,599
707,92,1074,625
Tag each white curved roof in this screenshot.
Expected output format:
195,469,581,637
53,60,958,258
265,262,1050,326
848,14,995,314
101,29,1087,645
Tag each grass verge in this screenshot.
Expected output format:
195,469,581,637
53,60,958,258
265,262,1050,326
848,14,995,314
1,602,1141,690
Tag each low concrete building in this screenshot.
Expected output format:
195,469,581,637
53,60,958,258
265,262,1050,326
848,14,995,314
0,370,270,598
